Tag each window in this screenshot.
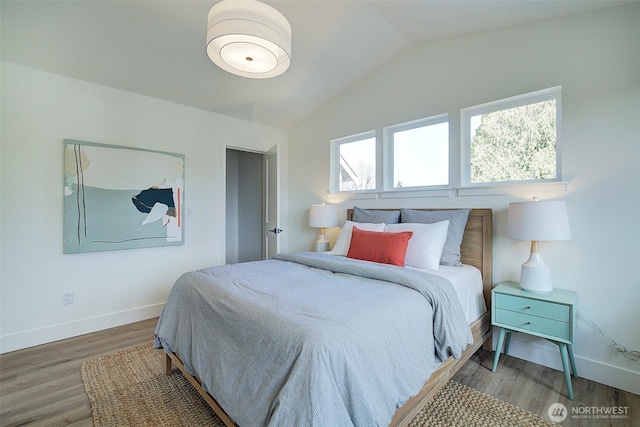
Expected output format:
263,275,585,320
330,131,376,192
330,87,562,197
384,115,448,190
461,86,561,186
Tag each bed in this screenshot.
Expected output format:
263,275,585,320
155,208,492,427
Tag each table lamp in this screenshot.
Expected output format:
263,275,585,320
507,197,571,293
309,203,338,252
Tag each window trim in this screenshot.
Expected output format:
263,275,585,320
329,130,377,194
460,86,562,188
383,113,450,192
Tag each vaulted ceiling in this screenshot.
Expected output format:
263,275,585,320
1,1,629,129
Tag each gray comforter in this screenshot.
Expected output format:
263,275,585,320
154,252,472,427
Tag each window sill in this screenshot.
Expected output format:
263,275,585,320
327,188,454,200
328,181,568,200
457,181,568,196
380,188,454,199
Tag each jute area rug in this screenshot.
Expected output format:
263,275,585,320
81,343,555,427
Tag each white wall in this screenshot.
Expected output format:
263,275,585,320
0,62,288,352
288,5,640,394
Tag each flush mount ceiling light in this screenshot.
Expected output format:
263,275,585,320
206,0,292,78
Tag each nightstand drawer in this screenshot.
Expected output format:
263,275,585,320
495,308,570,340
495,293,569,322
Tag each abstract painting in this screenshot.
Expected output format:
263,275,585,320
63,139,185,253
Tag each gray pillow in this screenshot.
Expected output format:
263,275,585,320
400,208,471,266
352,207,400,224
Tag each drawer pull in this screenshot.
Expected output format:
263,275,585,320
525,322,531,325
525,306,531,310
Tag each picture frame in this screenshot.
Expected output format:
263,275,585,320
63,139,185,253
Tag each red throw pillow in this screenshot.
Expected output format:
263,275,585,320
346,226,413,267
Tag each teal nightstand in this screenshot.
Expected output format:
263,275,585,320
491,281,578,399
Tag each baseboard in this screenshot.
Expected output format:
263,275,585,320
0,303,164,354
493,333,640,396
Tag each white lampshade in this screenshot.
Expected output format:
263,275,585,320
207,0,292,79
507,198,571,293
507,200,571,241
309,204,338,228
309,204,338,252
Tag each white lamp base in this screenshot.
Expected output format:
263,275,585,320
519,253,553,293
315,241,330,252
315,231,330,252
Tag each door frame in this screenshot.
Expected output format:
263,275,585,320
220,143,281,264
264,144,280,259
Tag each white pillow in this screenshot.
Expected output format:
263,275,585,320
385,221,450,270
332,220,386,255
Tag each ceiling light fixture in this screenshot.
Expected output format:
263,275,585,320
206,0,292,78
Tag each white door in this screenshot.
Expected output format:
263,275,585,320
264,144,280,258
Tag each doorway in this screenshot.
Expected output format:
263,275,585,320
225,148,264,264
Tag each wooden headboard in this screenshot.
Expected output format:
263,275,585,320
346,208,493,306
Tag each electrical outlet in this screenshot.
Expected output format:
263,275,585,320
63,291,74,305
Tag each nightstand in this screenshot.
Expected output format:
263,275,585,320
491,281,577,399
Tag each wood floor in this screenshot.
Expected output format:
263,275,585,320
1,318,638,426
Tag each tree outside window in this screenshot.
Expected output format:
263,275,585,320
462,86,561,186
338,137,376,191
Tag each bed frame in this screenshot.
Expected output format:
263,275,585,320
164,208,492,427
